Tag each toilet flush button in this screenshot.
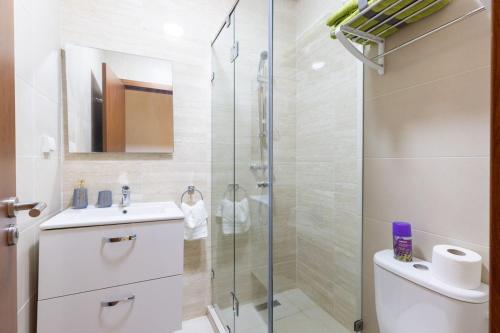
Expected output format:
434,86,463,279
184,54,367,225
413,263,429,271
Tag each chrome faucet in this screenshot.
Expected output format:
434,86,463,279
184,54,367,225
121,185,131,207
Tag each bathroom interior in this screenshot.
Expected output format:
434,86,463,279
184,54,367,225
0,0,496,332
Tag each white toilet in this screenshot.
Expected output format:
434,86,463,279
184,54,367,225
374,249,489,333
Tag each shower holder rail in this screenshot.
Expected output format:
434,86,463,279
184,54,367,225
333,0,487,75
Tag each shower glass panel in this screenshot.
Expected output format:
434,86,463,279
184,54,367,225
211,11,236,332
234,0,270,331
272,1,364,332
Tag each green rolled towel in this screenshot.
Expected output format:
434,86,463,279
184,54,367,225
328,0,451,44
326,0,364,27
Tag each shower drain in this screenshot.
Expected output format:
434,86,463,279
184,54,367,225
254,299,281,312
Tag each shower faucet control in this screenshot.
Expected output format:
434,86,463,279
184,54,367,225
257,181,269,189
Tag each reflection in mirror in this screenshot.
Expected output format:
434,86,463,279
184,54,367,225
64,44,174,153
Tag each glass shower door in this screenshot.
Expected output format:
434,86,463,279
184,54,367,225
234,0,270,332
211,12,236,332
213,1,363,332
272,0,364,332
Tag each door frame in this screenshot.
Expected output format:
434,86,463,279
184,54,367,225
491,2,500,332
0,0,17,331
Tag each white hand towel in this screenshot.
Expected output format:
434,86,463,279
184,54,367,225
182,200,208,241
219,198,251,235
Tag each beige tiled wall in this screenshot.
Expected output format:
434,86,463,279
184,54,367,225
294,0,364,328
362,0,491,332
14,0,63,332
60,0,233,320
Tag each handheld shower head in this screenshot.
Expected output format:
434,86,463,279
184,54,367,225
258,51,269,83
258,51,268,72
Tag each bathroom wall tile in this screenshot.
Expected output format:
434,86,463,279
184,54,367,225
294,0,343,37
35,157,62,216
33,49,61,104
15,157,35,199
16,226,36,311
15,79,36,157
14,0,35,85
365,67,490,158
32,0,61,103
293,5,363,328
35,94,60,153
364,0,491,99
364,157,489,246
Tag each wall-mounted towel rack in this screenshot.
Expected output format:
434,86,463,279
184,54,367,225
333,0,487,75
181,185,204,203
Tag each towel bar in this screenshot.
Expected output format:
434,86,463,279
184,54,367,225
335,0,486,75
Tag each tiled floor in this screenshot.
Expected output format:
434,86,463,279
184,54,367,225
219,288,351,333
274,289,351,333
174,316,215,333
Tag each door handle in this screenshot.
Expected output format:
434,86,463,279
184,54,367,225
230,292,240,316
1,197,47,218
5,224,19,246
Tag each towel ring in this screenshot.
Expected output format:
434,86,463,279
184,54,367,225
181,185,204,203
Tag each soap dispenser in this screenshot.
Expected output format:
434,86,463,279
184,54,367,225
72,179,88,209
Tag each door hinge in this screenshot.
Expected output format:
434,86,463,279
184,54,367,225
230,291,240,317
211,72,215,83
211,269,215,280
230,42,239,63
354,319,364,332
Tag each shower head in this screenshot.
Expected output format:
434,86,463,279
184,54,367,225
260,51,268,61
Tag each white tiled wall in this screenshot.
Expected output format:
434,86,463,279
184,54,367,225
14,0,62,332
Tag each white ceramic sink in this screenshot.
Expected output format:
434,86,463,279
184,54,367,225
40,202,184,230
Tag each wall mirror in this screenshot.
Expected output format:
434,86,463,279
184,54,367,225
64,44,174,153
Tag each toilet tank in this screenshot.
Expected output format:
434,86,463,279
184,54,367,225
374,250,489,333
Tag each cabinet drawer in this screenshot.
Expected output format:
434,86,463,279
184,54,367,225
37,276,182,333
38,220,184,300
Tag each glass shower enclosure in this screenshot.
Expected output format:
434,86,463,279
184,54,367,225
211,0,363,332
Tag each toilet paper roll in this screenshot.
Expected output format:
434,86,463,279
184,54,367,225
432,245,482,290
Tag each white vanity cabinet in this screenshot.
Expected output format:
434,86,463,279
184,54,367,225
37,202,185,333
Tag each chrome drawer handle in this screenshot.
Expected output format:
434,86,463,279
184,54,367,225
104,234,137,243
101,295,135,307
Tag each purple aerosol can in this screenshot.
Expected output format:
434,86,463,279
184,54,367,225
392,221,413,262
